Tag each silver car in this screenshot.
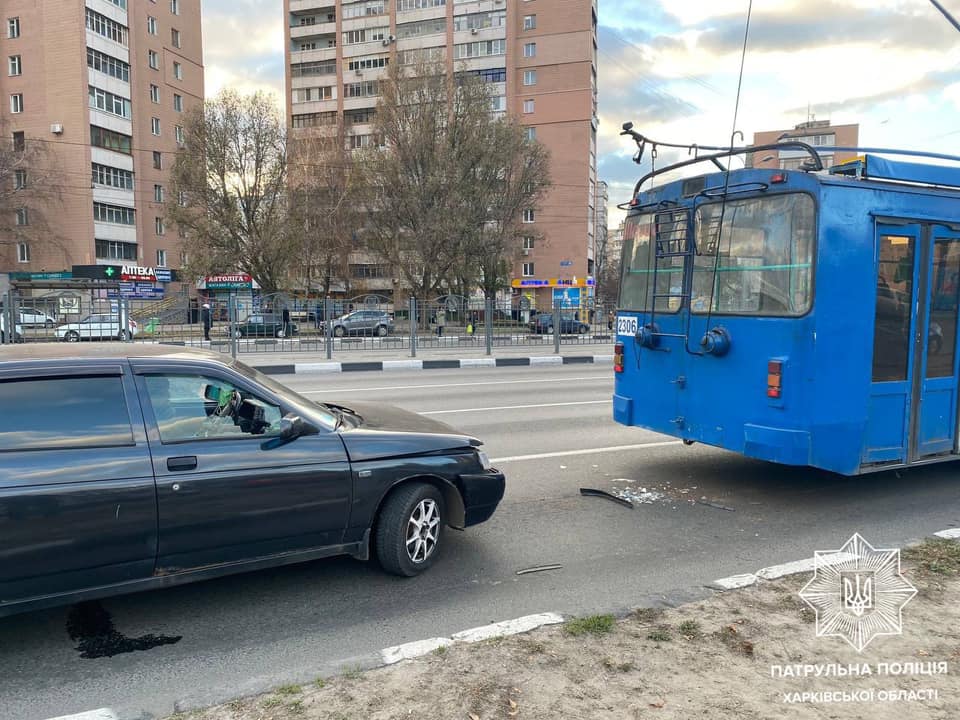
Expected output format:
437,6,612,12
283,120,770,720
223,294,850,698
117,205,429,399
322,310,395,337
57,314,139,342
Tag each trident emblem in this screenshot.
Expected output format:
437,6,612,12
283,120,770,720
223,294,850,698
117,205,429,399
842,572,874,617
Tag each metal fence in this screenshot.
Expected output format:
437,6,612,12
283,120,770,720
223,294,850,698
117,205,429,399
1,289,617,356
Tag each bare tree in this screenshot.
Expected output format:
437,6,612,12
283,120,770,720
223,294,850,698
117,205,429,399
165,90,293,293
360,61,547,303
0,124,66,268
287,123,364,296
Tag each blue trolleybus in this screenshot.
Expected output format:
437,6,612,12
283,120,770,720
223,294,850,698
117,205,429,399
613,131,960,475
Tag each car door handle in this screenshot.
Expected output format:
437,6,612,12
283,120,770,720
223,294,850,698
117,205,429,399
167,456,197,471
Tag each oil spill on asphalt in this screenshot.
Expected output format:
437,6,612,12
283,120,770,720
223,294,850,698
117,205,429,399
66,601,182,659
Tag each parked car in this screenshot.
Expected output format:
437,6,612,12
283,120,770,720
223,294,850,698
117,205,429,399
17,309,56,328
529,313,590,335
56,314,138,342
0,313,23,343
234,313,298,338
321,310,394,337
0,345,505,616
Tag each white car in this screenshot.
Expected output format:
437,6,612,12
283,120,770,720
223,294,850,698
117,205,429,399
57,314,138,342
0,314,24,343
17,309,56,328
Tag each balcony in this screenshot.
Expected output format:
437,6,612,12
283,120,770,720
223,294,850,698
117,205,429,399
290,0,334,12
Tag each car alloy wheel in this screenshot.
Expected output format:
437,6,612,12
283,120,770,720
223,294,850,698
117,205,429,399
375,324,388,337
334,326,345,337
275,328,286,338
65,331,80,342
234,330,243,339
376,483,444,576
546,325,554,334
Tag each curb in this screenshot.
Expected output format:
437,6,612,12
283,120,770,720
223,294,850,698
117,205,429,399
256,355,614,375
45,711,117,720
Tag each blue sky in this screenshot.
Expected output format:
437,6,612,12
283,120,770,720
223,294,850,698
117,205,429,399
201,0,960,227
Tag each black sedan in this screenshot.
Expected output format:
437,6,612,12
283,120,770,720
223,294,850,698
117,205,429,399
0,345,505,617
233,313,298,338
530,312,590,334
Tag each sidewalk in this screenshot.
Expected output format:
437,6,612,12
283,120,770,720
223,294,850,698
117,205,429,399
183,339,616,374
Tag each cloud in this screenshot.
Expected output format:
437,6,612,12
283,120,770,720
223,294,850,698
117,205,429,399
786,68,960,116
202,0,286,100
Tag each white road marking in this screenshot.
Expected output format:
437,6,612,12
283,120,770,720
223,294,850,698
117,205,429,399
297,375,609,394
491,440,682,463
934,528,960,539
380,613,564,665
45,711,117,720
421,400,609,415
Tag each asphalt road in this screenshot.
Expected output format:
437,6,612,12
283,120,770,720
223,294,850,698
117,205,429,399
4,365,960,720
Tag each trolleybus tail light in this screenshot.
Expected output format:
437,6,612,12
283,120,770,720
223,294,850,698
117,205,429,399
770,173,787,184
767,360,783,398
614,342,625,373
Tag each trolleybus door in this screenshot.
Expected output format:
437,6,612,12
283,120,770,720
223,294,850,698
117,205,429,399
913,226,960,459
868,224,960,465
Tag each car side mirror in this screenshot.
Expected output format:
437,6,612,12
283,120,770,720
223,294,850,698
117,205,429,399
279,414,316,441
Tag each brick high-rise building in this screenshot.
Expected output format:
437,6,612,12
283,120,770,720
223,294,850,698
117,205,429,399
284,0,598,311
0,0,204,291
749,119,859,171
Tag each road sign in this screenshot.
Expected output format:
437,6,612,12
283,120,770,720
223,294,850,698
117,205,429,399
553,287,581,308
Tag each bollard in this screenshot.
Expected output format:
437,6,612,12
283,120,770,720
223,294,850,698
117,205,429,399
409,296,418,358
485,297,493,356
325,296,333,360
229,293,238,359
554,299,561,354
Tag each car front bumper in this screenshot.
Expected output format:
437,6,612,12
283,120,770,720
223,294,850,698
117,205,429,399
459,469,506,526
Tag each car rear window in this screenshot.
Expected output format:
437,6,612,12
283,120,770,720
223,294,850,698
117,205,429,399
0,375,135,451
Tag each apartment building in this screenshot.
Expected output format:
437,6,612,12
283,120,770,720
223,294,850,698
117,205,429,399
0,0,203,295
284,0,598,311
749,119,859,170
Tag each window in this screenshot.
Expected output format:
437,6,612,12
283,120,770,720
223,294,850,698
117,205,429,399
293,86,333,103
88,48,130,82
89,86,132,118
86,8,127,45
8,55,21,76
7,17,20,39
14,169,27,189
96,238,138,260
170,0,179,14
16,241,29,263
151,117,161,135
346,56,389,71
342,0,389,18
490,95,506,113
525,127,536,141
523,42,536,58
523,236,535,250
522,209,535,223
90,125,132,154
157,249,167,267
292,60,338,77
148,50,159,70
92,163,134,190
396,18,446,39
149,84,160,103
398,0,445,9
12,131,24,151
690,194,814,316
154,184,164,202
107,0,127,8
15,207,28,225
175,125,184,144
147,16,158,34
153,151,163,169
173,93,182,111
873,234,915,382
523,14,537,30
522,263,535,277
523,69,537,86
0,376,134,452
453,39,506,59
171,28,180,48
178,191,187,206
523,99,534,114
343,81,380,99
342,27,387,45
453,10,506,31
94,202,135,225
173,61,182,80
10,94,23,113
155,217,165,235
142,375,284,443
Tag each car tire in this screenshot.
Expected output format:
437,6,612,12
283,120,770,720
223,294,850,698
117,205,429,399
234,329,243,339
546,325,554,334
65,331,80,343
579,324,589,334
117,330,130,341
334,326,345,338
375,324,388,337
275,328,286,338
45,320,54,329
375,483,445,577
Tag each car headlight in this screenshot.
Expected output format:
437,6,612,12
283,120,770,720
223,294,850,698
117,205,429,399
477,450,492,470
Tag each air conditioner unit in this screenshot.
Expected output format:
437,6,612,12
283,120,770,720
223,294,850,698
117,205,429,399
50,123,64,134
521,248,530,256
382,39,390,46
388,34,396,42
471,28,479,35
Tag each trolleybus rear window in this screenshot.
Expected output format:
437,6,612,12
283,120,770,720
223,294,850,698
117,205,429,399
619,213,684,313
692,193,814,316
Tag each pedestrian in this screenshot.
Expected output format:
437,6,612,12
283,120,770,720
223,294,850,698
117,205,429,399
315,302,322,330
435,309,445,337
282,306,291,337
201,303,212,341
